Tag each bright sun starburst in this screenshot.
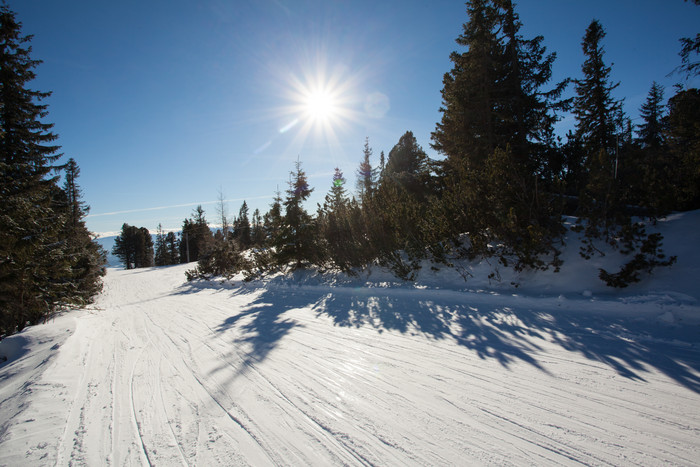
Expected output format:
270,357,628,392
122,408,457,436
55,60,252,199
263,57,368,167
305,89,337,121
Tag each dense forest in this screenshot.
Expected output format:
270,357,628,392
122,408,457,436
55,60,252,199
179,1,699,287
0,5,106,337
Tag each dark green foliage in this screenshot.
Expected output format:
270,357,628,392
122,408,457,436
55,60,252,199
316,168,367,273
383,131,432,199
186,239,249,281
251,208,265,246
666,88,700,210
179,205,213,263
57,159,106,304
567,24,679,287
263,190,284,245
573,20,623,160
233,200,251,248
112,224,153,269
625,83,674,216
638,82,666,150
154,223,179,266
165,231,179,265
273,160,317,270
430,0,566,275
356,138,377,205
0,6,105,336
432,0,567,176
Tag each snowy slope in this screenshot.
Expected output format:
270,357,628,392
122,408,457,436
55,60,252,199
1,212,700,465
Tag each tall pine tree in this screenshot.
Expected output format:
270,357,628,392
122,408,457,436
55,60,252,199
275,160,316,269
356,137,376,205
1,6,104,334
430,0,566,271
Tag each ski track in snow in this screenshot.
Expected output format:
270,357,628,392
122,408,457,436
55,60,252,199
1,263,700,466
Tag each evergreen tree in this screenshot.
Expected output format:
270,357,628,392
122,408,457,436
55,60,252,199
325,167,349,212
356,137,376,204
179,205,213,263
1,6,104,334
572,20,623,166
628,82,670,215
567,22,676,287
154,223,168,266
430,0,566,272
251,208,265,246
165,231,179,264
637,82,666,150
317,168,363,271
63,158,87,230
383,131,431,198
275,160,316,269
263,189,284,245
571,19,630,235
57,159,106,303
112,224,153,269
233,200,251,248
666,87,700,210
432,0,566,173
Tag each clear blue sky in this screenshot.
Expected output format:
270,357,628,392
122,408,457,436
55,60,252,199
9,0,700,236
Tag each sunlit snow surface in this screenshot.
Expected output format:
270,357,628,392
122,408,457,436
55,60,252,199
1,212,699,465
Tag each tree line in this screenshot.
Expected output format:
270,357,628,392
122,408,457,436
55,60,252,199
182,0,698,287
1,6,106,337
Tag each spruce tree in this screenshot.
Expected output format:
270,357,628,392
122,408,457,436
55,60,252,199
234,200,251,248
383,131,431,198
179,205,213,263
356,137,376,204
263,189,284,245
251,208,265,246
275,160,316,269
1,6,104,334
572,20,623,167
630,82,670,215
430,0,566,272
571,20,625,231
112,224,153,269
154,223,168,266
57,158,106,303
317,168,361,271
637,82,666,150
666,88,700,210
165,231,179,264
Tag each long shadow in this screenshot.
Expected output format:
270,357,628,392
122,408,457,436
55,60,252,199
315,292,700,391
177,279,700,393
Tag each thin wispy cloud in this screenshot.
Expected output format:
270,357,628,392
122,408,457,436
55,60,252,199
87,195,273,218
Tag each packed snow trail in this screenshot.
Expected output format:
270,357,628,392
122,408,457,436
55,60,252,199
1,263,700,466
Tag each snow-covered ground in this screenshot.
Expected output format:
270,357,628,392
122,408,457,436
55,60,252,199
2,212,700,465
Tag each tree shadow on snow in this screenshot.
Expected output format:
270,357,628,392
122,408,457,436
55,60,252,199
184,279,700,394
314,291,700,392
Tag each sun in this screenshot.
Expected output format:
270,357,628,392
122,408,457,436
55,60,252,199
270,60,366,161
305,89,337,121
